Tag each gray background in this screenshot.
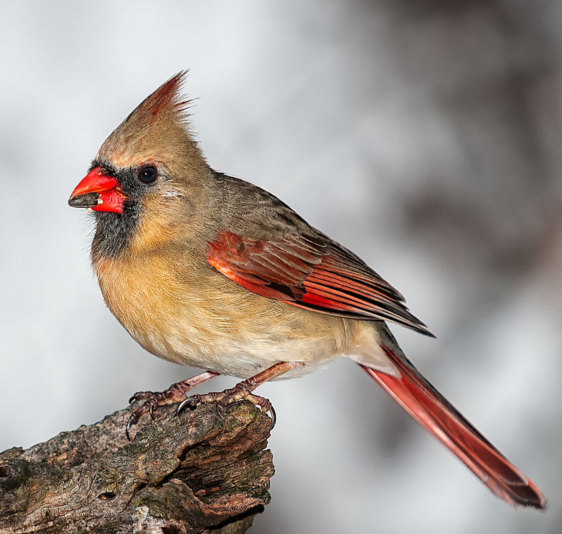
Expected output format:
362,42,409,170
0,1,560,533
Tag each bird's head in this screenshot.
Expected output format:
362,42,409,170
69,72,210,257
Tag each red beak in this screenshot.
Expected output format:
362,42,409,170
68,166,125,214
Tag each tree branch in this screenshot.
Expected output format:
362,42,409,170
0,401,274,533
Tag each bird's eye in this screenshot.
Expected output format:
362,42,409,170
137,165,158,184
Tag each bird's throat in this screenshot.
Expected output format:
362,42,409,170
92,204,141,261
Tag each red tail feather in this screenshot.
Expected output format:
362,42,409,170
361,346,545,509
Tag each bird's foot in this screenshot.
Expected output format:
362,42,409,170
126,370,219,440
178,387,277,427
176,362,303,428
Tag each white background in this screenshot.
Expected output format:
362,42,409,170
0,1,560,533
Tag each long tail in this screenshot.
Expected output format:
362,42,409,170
360,345,546,509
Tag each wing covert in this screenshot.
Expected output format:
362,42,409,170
207,231,433,336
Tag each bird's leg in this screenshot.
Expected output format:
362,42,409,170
127,370,219,439
178,361,303,426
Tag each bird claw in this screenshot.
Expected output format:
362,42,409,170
126,393,164,440
176,390,276,427
125,412,140,441
176,396,199,415
126,369,278,440
215,403,226,420
129,390,157,405
245,393,277,428
124,371,219,440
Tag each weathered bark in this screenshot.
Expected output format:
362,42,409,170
0,401,274,533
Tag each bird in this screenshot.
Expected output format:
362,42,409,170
68,72,545,509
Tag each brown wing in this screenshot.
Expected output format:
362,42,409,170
207,231,433,336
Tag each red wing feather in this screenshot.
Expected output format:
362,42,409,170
208,231,433,335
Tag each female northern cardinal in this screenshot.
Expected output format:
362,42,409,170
68,72,545,509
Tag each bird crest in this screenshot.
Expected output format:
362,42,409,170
97,71,201,170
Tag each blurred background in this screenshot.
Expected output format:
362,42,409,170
0,1,560,532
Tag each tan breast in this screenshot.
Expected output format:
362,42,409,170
93,245,357,378
94,249,208,362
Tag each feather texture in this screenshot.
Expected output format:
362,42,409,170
361,345,546,509
208,231,433,336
